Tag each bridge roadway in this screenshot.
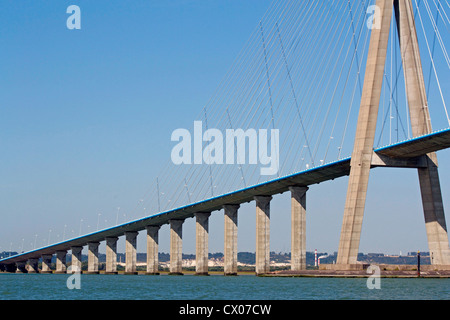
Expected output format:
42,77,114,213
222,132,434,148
1,128,450,268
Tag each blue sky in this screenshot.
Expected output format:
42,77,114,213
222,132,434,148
1,0,449,257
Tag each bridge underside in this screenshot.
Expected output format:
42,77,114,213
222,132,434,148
1,128,450,266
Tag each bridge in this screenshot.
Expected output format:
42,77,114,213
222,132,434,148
1,0,450,275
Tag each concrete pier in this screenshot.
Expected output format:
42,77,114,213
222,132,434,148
255,196,272,275
105,237,118,274
41,254,53,273
70,246,83,273
290,187,308,271
195,213,211,275
4,264,16,273
27,258,39,273
55,250,67,274
87,242,100,274
16,261,27,273
224,204,239,276
169,219,184,275
146,226,160,275
125,231,138,275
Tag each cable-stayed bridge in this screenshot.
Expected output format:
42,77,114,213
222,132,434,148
1,0,450,274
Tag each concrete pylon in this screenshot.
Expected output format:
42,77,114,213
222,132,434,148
394,0,450,266
105,237,118,274
255,196,272,275
125,231,138,275
87,242,100,274
146,226,160,275
4,264,16,273
27,258,39,273
55,250,67,274
224,204,240,276
16,261,27,273
41,254,53,273
337,0,450,268
169,219,184,275
195,212,211,276
290,186,308,271
336,0,393,267
70,246,83,273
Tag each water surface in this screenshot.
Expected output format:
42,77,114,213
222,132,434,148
0,273,448,300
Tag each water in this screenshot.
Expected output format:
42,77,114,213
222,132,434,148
0,273,449,300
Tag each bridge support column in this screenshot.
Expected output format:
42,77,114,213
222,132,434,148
337,0,393,267
5,264,17,273
27,258,39,273
169,219,184,275
87,242,100,274
70,246,83,273
195,212,211,276
395,0,450,266
255,196,272,275
146,226,160,275
125,232,138,275
224,205,240,276
16,261,27,273
290,187,308,272
105,237,118,274
41,254,53,273
55,250,67,274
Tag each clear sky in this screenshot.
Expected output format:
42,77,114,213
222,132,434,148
1,0,449,258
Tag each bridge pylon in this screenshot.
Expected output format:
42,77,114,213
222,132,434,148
336,0,450,267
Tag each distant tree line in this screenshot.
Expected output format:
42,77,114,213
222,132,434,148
0,250,430,266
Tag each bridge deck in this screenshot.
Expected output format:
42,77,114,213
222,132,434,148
1,128,450,264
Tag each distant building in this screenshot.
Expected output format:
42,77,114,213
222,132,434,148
367,253,384,257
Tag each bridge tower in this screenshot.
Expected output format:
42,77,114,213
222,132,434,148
336,0,450,267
